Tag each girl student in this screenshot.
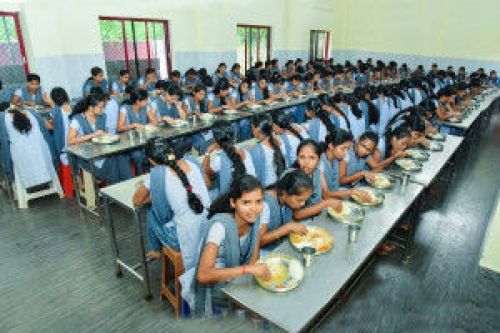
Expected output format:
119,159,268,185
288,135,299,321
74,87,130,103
188,175,271,315
202,120,256,200
67,92,133,184
259,169,313,248
291,139,343,221
353,86,380,139
338,131,378,187
207,79,231,114
133,137,211,269
183,84,215,154
148,81,186,125
249,114,288,187
117,89,150,174
272,112,308,166
110,69,130,99
82,66,109,96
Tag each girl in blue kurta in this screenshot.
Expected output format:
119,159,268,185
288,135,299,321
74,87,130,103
137,67,157,92
148,82,186,125
260,169,313,250
82,67,109,96
67,93,133,184
249,114,287,187
354,87,379,138
117,89,150,174
207,79,231,114
338,131,378,188
184,84,214,153
50,87,72,166
291,139,343,221
133,137,211,271
12,73,52,107
203,120,256,201
228,79,256,141
187,175,270,315
110,69,130,99
0,108,58,188
272,112,308,166
0,79,12,105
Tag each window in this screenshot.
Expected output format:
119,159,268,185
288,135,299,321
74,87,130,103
0,11,29,90
310,30,330,61
98,16,172,83
237,25,271,72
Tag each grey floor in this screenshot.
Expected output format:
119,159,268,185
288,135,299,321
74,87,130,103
1,115,500,333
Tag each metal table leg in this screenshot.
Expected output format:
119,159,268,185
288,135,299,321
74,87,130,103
103,195,122,277
134,209,152,300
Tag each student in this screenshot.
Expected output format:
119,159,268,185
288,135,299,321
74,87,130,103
82,67,109,96
489,70,500,87
330,93,353,131
292,140,343,221
434,87,461,122
227,79,255,140
0,107,58,189
110,69,130,99
339,131,377,187
251,76,272,102
366,124,409,170
181,68,199,88
320,130,373,201
260,169,313,248
103,87,121,134
250,114,287,187
305,98,335,143
133,137,211,267
51,87,75,197
228,63,243,87
183,84,213,153
117,89,150,173
117,89,150,132
354,87,379,138
213,63,229,86
149,82,186,125
207,79,231,114
191,175,271,315
169,70,182,87
137,67,157,92
12,73,53,107
0,79,12,105
203,120,256,200
273,112,308,166
67,93,133,184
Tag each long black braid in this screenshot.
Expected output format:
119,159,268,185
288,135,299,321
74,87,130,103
253,114,286,177
212,120,246,180
273,112,303,140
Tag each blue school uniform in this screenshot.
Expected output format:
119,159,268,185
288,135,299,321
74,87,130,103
250,142,287,187
70,114,132,184
230,90,252,141
184,96,213,154
151,96,180,119
0,110,58,185
345,146,368,179
137,76,156,92
372,97,391,138
111,81,127,95
120,104,149,173
320,154,340,191
14,87,44,105
490,77,500,87
82,79,109,96
348,105,367,140
146,158,210,272
0,88,11,104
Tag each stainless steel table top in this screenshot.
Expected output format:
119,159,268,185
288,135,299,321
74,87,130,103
100,174,148,210
443,89,500,130
386,135,464,187
221,181,424,333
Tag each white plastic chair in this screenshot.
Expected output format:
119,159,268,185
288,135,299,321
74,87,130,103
12,168,64,209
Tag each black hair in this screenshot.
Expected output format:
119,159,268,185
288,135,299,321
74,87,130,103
145,137,204,214
10,108,32,134
167,84,183,99
27,73,40,83
273,112,303,140
70,93,106,118
323,128,353,152
119,69,130,77
257,77,270,99
385,125,411,156
255,61,263,68
50,87,69,107
252,114,286,178
294,139,321,168
185,67,197,76
359,130,379,146
90,67,103,78
267,169,313,197
212,120,246,180
214,79,230,105
231,63,241,71
354,86,379,125
170,70,181,78
155,79,169,91
316,108,337,140
145,67,156,75
208,174,263,219
198,68,208,78
216,63,227,73
124,89,148,105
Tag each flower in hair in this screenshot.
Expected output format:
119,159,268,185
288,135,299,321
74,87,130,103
185,185,193,192
167,153,176,161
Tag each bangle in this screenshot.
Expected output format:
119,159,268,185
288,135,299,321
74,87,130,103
242,265,246,275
